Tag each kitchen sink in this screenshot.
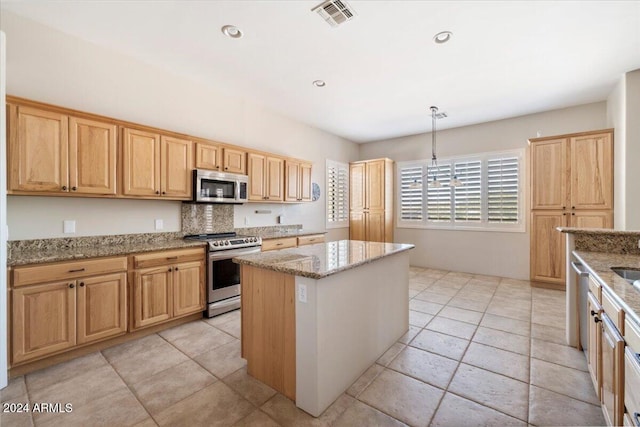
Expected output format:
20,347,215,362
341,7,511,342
611,267,640,283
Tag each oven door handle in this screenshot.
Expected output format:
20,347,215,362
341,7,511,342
209,246,262,260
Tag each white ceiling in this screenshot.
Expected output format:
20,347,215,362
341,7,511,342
2,1,640,143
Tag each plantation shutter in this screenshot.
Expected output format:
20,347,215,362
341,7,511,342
399,164,424,221
487,156,519,223
453,160,482,222
426,163,452,221
326,160,349,225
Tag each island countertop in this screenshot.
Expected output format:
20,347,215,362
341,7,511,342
233,240,414,279
573,250,640,325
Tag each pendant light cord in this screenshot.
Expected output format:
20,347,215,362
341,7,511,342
431,106,438,175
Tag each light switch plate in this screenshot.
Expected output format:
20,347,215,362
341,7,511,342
63,220,76,234
298,284,307,303
155,219,164,230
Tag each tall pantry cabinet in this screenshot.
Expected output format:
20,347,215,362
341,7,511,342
349,158,394,243
529,129,613,286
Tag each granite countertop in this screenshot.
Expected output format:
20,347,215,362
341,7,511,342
256,230,327,240
558,227,640,236
233,240,414,279
573,250,640,325
8,239,207,266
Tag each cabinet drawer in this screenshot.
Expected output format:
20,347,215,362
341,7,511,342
13,257,127,287
297,234,325,246
626,318,640,354
625,347,640,421
588,277,602,303
602,289,624,333
132,248,204,269
261,237,297,252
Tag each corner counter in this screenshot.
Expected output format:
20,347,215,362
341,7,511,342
233,240,414,417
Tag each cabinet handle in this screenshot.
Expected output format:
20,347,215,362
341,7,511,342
155,190,160,195
62,185,67,191
594,316,601,323
79,282,85,287
68,268,85,273
166,256,178,260
69,283,75,288
71,186,77,191
276,243,283,246
590,310,597,316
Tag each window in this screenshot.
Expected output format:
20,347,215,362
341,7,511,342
326,159,349,228
397,149,524,231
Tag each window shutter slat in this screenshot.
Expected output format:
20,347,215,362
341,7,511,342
487,156,519,223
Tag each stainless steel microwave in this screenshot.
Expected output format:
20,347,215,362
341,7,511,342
193,169,248,204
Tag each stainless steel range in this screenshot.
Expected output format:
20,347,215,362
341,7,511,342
184,232,262,317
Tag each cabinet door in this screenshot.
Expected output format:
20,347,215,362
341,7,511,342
571,211,613,229
266,156,284,201
77,273,127,344
133,266,172,329
587,292,602,398
570,132,613,210
248,152,266,201
195,141,222,171
223,147,246,174
350,163,366,211
531,139,567,210
9,105,69,192
160,136,193,199
349,211,366,241
365,210,385,242
285,160,300,202
122,128,161,196
172,261,204,317
531,211,566,284
300,163,312,202
12,281,76,364
69,117,117,195
601,315,624,427
366,160,386,210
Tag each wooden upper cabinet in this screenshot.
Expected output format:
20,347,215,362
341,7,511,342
248,152,266,201
223,147,247,174
285,160,312,202
285,160,300,202
531,138,567,210
350,162,366,211
570,132,613,210
122,127,161,197
9,104,69,192
248,152,284,201
366,160,386,210
160,136,193,199
69,117,117,195
195,140,222,171
572,211,613,229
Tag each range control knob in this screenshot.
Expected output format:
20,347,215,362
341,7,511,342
225,241,230,246
213,242,219,246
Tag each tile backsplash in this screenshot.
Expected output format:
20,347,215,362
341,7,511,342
181,203,234,235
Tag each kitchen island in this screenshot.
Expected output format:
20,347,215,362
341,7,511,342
233,240,414,417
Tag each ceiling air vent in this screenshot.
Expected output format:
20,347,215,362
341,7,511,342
312,0,357,27
435,112,448,119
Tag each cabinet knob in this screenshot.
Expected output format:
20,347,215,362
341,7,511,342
156,190,160,195
162,191,166,195
594,316,601,323
572,206,575,209
62,185,67,191
562,213,566,216
168,268,172,272
225,167,228,170
266,197,269,200
562,206,566,210
216,166,220,169
72,186,77,191
79,282,85,287
572,213,575,216
175,267,179,271
69,283,75,288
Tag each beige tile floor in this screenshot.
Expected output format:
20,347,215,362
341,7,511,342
0,267,606,427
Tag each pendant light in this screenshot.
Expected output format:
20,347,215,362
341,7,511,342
428,106,441,187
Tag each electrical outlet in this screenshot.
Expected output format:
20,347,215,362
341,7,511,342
244,216,250,226
63,220,76,234
154,219,164,230
298,284,307,303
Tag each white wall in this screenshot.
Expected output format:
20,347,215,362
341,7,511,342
0,11,358,241
607,76,627,229
624,70,640,230
1,30,9,389
360,102,607,279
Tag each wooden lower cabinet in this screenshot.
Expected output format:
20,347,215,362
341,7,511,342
350,210,389,242
365,210,386,242
77,272,127,345
601,314,625,426
12,281,76,364
530,211,566,284
572,211,614,229
587,292,603,397
349,211,366,241
132,259,204,330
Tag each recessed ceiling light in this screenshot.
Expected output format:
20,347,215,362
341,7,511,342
433,31,452,44
312,80,326,88
221,25,243,39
